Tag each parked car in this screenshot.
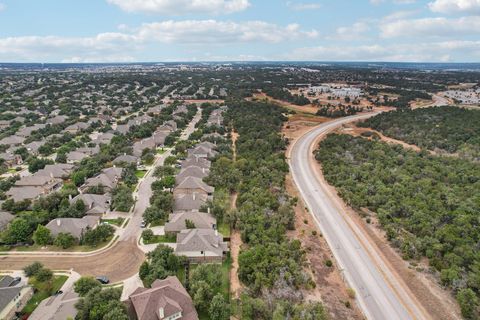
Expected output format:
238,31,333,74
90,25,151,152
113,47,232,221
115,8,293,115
9,277,21,287
96,276,109,284
140,220,147,228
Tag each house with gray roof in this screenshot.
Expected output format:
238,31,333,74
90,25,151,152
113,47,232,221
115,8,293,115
181,157,211,171
133,138,156,157
92,132,115,145
0,152,23,168
0,135,25,146
46,115,68,125
25,140,46,156
165,211,216,234
71,193,111,216
5,186,44,202
36,163,74,179
176,166,209,185
113,154,140,166
64,122,89,134
17,123,47,137
81,167,123,192
125,276,198,320
66,151,89,164
174,193,208,212
0,276,33,320
46,215,100,239
174,177,214,197
175,229,228,263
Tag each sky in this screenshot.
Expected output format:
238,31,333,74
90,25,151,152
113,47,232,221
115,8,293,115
0,0,479,63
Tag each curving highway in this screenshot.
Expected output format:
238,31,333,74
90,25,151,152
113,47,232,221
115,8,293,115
288,113,429,320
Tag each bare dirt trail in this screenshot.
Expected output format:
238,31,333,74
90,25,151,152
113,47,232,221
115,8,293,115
229,129,244,299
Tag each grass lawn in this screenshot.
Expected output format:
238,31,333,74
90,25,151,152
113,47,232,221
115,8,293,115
22,275,68,314
218,222,231,238
143,233,176,244
6,235,115,253
101,217,125,226
156,148,167,154
135,170,147,178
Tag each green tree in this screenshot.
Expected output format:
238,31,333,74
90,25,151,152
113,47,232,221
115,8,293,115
209,293,230,320
4,218,32,244
74,277,102,297
36,268,53,282
142,229,154,242
24,262,44,277
457,288,479,319
32,225,52,246
54,233,76,249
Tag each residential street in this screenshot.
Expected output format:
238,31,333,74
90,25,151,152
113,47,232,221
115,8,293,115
289,113,429,320
0,110,202,283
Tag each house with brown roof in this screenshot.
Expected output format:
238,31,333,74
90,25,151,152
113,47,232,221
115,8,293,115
175,167,209,185
36,163,74,179
125,276,198,320
180,157,211,171
0,152,23,168
173,193,208,212
175,229,228,263
64,122,89,134
6,174,63,202
81,167,123,192
70,193,111,216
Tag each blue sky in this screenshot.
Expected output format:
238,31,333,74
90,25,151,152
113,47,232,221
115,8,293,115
0,0,479,62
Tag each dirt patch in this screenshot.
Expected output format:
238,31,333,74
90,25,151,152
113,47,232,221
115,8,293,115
252,93,319,114
0,240,145,283
285,174,364,319
184,99,225,105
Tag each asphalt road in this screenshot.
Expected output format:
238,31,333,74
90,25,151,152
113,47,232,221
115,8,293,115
289,113,428,320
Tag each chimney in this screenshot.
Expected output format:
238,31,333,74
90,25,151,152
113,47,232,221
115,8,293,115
202,167,205,174
50,172,54,178
159,307,164,319
57,219,61,226
193,193,196,201
215,229,218,237
68,194,72,201
207,206,210,214
124,152,126,156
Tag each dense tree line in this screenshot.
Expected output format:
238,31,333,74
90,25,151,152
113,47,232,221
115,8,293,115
316,133,480,319
316,104,364,118
262,88,310,106
206,101,326,319
360,106,480,160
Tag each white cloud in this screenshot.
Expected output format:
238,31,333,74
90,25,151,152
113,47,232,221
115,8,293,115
428,0,480,14
137,20,318,44
334,22,370,40
286,1,322,10
106,0,250,15
380,16,480,38
0,20,318,61
285,40,480,62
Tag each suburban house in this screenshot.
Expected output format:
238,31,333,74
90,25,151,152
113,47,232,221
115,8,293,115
128,115,152,127
6,174,63,202
36,163,74,179
187,145,217,160
76,145,100,156
0,120,11,130
46,215,100,239
0,152,23,168
146,105,166,115
133,138,157,157
173,193,208,212
0,135,25,146
24,140,46,156
152,131,169,146
46,115,68,125
64,122,89,134
113,124,131,135
70,193,111,216
180,157,211,171
174,229,228,263
0,276,33,320
66,151,89,164
165,211,216,234
125,276,198,320
92,132,115,145
81,167,123,192
16,123,46,137
113,154,140,166
175,166,209,185
173,177,214,197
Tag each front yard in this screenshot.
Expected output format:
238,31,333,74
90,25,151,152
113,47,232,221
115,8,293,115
22,275,68,315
